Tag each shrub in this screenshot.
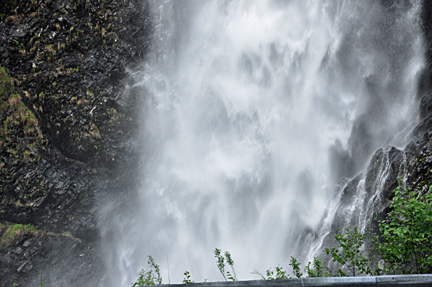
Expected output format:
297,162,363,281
132,256,162,287
252,266,290,280
289,256,303,278
324,227,372,276
374,180,432,274
304,256,331,278
266,266,289,280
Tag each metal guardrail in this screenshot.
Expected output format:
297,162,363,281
161,275,432,287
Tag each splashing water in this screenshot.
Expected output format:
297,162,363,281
102,1,424,285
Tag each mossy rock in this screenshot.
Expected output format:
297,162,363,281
0,67,14,98
0,221,41,251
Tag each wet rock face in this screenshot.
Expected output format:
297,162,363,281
319,2,432,272
0,222,103,286
320,131,432,273
1,0,150,169
0,0,151,285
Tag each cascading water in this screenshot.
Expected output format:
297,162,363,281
101,1,424,286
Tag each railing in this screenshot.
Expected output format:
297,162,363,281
160,275,432,287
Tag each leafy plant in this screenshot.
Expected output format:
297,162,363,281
266,266,289,280
213,248,237,281
132,256,162,287
214,248,226,281
373,179,432,274
289,256,302,278
252,265,290,280
183,271,194,284
304,256,331,278
224,251,237,281
324,227,372,276
38,273,43,287
130,186,432,287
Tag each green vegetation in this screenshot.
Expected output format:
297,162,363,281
304,256,331,278
253,266,289,280
288,256,303,278
0,222,40,250
133,179,432,285
89,122,100,138
25,223,37,232
0,66,45,191
325,227,372,276
0,221,82,254
214,248,237,281
1,92,42,145
183,271,194,284
373,180,432,274
38,273,44,287
256,256,328,279
132,256,162,287
0,66,14,97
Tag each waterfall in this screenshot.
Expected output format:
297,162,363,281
101,1,424,286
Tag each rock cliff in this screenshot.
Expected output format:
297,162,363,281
0,0,150,285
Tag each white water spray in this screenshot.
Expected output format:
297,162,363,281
102,1,424,285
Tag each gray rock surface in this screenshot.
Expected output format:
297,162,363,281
0,0,151,285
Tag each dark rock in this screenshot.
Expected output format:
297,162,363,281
320,103,432,272
316,2,432,272
0,254,13,265
0,0,150,285
12,247,23,255
24,261,32,271
16,260,29,272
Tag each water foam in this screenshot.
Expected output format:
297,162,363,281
102,1,424,285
